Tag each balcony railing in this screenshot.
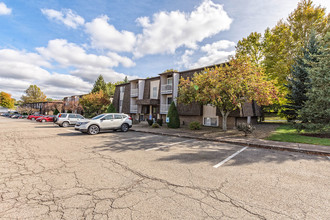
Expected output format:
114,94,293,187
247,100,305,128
131,88,138,97
160,104,170,114
161,84,172,94
130,104,138,113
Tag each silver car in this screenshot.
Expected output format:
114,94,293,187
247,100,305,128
75,113,132,135
54,113,85,127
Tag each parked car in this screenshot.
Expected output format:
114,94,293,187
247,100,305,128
75,113,132,135
10,114,21,119
54,113,85,127
27,114,44,120
36,115,55,122
18,115,28,119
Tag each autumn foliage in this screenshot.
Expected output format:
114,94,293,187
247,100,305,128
79,90,110,118
178,57,279,130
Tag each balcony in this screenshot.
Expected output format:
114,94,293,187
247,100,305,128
130,104,138,113
160,104,170,114
161,84,172,94
130,88,138,97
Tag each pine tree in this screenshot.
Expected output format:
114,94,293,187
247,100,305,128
53,108,59,115
298,32,330,132
107,103,116,113
283,31,321,120
167,101,180,128
92,75,108,94
124,76,129,83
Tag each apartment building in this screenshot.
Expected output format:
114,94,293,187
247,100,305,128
21,101,63,115
113,64,262,129
63,95,86,114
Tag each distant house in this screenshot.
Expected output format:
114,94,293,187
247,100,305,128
0,106,12,113
113,63,262,129
63,95,86,114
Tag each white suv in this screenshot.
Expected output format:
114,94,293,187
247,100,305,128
54,113,85,127
75,113,132,135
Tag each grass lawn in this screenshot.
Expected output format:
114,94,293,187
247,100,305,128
266,124,330,146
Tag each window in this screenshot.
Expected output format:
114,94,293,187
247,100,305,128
203,117,218,127
104,115,113,120
114,114,122,119
167,77,173,85
167,97,173,105
69,114,76,118
120,86,125,93
76,115,84,119
59,113,67,118
152,87,157,98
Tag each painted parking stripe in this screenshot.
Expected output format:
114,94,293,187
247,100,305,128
145,139,192,151
213,147,248,168
66,129,80,133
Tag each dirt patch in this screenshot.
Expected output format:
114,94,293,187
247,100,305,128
301,133,330,139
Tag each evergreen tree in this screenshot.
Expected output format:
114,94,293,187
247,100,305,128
167,101,180,128
53,108,59,115
107,103,116,113
123,76,129,83
283,31,321,120
92,75,108,94
298,32,330,132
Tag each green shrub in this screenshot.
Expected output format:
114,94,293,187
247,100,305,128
152,123,160,128
189,121,201,130
156,119,163,126
167,101,180,128
147,119,153,126
237,123,256,136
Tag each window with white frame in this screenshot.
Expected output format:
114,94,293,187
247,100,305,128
152,87,157,98
203,117,218,127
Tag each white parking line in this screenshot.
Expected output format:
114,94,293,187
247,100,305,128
327,156,330,160
66,129,80,133
213,147,248,168
145,139,192,151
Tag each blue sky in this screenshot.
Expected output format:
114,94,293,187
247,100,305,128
0,0,329,99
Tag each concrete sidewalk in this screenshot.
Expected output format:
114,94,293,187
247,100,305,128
131,123,330,156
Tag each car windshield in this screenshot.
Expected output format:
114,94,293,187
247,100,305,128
59,114,67,118
92,114,105,120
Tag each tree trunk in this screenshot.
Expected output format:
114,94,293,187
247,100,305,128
220,110,231,131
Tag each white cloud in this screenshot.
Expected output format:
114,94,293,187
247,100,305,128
178,40,235,69
200,40,236,52
85,15,136,52
0,49,51,79
0,2,11,15
134,0,232,57
37,39,134,69
41,8,84,29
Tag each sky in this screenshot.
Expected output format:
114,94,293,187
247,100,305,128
0,0,329,100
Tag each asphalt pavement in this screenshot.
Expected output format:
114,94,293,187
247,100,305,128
0,118,329,219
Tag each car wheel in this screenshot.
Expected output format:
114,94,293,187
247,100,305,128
121,123,129,132
42,119,46,123
32,118,36,121
62,121,69,127
88,125,100,135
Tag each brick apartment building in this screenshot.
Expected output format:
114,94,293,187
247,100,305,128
113,63,262,129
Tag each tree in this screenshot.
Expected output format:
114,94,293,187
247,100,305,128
167,101,180,128
80,90,110,118
21,85,47,104
91,75,108,94
236,32,264,65
298,31,330,132
107,103,116,113
53,108,59,115
0,92,15,109
124,76,129,83
178,57,279,131
283,31,321,120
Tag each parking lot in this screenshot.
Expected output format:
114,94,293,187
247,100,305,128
0,117,329,219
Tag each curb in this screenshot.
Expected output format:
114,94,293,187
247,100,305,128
131,129,330,156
